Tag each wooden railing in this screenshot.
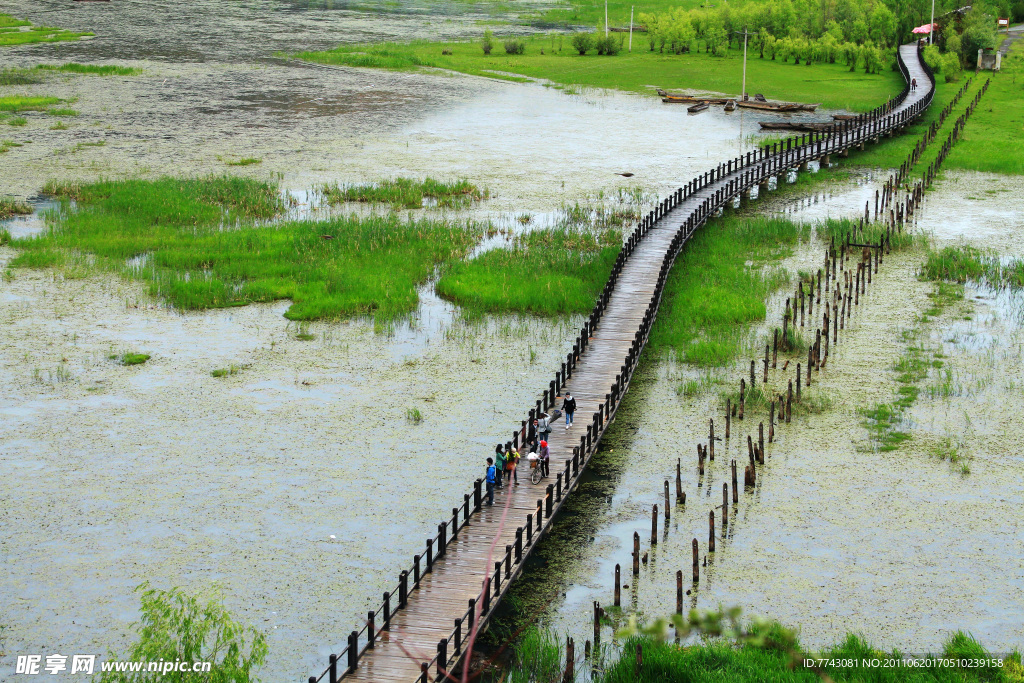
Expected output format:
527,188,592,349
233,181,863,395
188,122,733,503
308,40,938,683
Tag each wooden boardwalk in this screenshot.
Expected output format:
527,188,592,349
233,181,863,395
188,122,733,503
309,42,934,683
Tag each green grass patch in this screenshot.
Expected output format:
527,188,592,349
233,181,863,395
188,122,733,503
650,215,809,366
47,107,78,117
12,176,483,322
36,63,140,76
110,352,150,366
0,14,93,46
295,36,902,111
224,157,262,167
598,632,1016,683
7,116,27,126
0,139,22,154
321,177,487,210
0,96,62,113
922,245,1024,288
51,121,68,130
436,227,621,316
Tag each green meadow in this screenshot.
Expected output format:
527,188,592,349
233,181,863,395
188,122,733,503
296,37,903,111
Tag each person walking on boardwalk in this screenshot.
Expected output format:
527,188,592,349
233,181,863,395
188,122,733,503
494,444,506,488
505,442,520,485
562,392,576,429
527,418,539,453
538,412,552,444
485,457,496,506
539,440,550,478
911,78,917,91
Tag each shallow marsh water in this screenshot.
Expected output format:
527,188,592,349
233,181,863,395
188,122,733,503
537,170,1024,663
1,2,797,681
4,1,1014,679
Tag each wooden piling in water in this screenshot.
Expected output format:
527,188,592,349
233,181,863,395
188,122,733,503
708,511,716,552
676,459,683,504
692,539,699,582
725,399,731,438
709,419,715,460
739,379,745,420
664,481,670,521
614,564,621,606
796,363,802,401
651,505,658,545
731,460,738,502
633,532,640,576
772,329,778,368
698,444,704,475
769,401,775,442
764,344,769,383
722,483,728,527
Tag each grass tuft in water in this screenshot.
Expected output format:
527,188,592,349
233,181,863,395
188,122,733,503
436,227,621,317
922,245,1024,289
320,177,487,210
0,96,62,113
0,197,31,220
406,407,423,423
36,63,141,76
211,364,245,378
110,352,150,366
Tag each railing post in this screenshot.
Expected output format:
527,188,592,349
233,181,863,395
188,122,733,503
382,592,391,630
473,479,481,511
515,527,523,562
367,611,375,649
329,654,338,683
426,538,434,572
437,638,448,681
347,631,358,673
546,485,554,518
399,571,408,608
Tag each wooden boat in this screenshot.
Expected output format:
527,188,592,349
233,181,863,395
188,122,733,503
724,99,736,112
687,101,710,113
759,120,834,132
796,103,821,111
737,100,803,112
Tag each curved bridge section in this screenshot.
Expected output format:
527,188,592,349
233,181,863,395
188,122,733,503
309,41,934,683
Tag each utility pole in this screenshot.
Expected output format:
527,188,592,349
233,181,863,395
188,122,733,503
622,5,630,52
605,0,609,36
929,0,935,44
735,27,753,101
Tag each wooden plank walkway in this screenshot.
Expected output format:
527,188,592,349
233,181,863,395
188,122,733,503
309,41,934,683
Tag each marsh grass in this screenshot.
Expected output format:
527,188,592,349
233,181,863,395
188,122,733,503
676,373,722,397
211,364,246,378
651,215,809,366
36,63,141,77
110,352,150,366
406,407,423,423
14,177,483,322
0,197,31,220
7,116,27,126
320,178,487,210
922,245,1024,289
0,229,11,246
0,13,93,46
225,157,262,167
50,121,68,130
505,627,565,683
294,321,314,341
0,139,22,154
435,227,621,316
0,68,41,85
0,96,62,113
47,108,79,117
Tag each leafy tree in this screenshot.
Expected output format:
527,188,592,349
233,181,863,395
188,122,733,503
482,29,493,55
869,3,898,46
97,584,268,683
961,7,998,62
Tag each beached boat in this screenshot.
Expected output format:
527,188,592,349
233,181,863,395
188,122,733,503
737,100,804,112
759,121,834,132
724,99,736,111
688,102,710,113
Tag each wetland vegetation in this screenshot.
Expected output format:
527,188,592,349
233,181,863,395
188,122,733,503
0,12,94,46
320,177,487,209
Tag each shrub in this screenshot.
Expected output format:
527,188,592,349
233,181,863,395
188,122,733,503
504,39,525,55
571,32,594,55
482,29,493,55
595,35,620,55
940,52,962,81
